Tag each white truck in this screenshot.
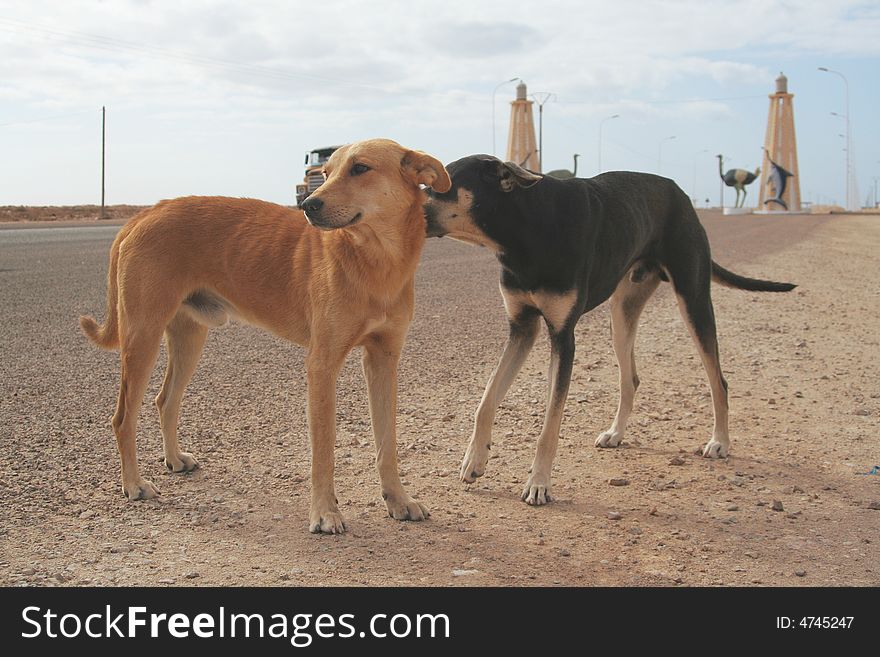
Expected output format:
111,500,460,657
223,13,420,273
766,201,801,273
295,146,341,207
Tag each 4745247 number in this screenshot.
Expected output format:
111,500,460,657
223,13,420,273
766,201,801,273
777,617,854,629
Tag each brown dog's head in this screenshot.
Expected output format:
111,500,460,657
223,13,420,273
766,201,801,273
300,139,451,231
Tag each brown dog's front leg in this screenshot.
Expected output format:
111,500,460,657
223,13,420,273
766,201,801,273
305,353,347,534
362,334,428,522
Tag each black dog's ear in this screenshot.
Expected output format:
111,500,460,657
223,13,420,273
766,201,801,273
480,158,542,192
500,161,543,191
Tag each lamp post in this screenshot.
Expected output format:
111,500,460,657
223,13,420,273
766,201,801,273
529,92,556,173
658,135,676,176
598,114,619,174
875,161,880,208
819,67,851,210
492,77,519,156
831,110,849,207
692,149,708,206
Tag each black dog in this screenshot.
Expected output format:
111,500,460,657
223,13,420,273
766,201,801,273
424,156,795,506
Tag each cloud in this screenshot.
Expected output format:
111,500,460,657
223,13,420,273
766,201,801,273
424,21,539,57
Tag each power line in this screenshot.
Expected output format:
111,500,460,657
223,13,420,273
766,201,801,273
0,109,97,128
557,94,766,106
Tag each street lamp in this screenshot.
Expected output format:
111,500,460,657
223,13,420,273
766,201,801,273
692,149,708,206
598,114,620,174
529,92,556,173
492,77,520,156
875,161,880,208
819,67,851,210
658,135,676,175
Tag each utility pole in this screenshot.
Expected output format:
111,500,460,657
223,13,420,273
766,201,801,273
101,106,106,219
530,92,555,173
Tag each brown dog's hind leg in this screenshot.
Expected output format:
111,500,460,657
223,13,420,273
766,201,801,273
362,332,428,522
113,326,166,500
596,273,661,449
156,312,208,474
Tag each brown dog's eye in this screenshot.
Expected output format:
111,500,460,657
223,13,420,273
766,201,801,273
350,163,370,176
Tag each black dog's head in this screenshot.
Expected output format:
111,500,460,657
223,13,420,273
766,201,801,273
424,155,542,248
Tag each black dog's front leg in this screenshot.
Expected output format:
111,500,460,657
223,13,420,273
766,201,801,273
460,310,541,483
522,327,576,506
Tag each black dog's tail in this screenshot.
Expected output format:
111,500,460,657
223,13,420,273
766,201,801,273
711,261,796,292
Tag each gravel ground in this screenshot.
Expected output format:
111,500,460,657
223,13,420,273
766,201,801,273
0,209,877,586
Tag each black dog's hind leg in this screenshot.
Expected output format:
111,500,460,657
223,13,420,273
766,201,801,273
596,271,661,449
522,325,576,506
460,308,541,483
667,250,730,458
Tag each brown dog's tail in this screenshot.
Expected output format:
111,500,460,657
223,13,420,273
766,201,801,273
711,261,796,292
79,236,122,351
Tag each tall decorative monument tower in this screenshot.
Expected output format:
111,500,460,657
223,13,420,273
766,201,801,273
506,81,539,171
758,73,801,212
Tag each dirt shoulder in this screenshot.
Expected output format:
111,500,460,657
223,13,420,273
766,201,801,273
0,205,146,225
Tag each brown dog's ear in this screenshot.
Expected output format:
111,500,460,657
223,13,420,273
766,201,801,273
401,150,452,192
499,161,543,192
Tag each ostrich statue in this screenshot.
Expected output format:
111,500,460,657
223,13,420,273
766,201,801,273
717,154,760,208
547,153,580,179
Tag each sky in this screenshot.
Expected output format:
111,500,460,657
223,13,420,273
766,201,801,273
1,0,878,208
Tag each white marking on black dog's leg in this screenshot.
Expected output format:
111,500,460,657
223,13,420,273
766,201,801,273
461,310,540,483
596,274,660,449
522,327,575,506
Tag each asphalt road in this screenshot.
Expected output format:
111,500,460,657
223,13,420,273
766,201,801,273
0,210,829,414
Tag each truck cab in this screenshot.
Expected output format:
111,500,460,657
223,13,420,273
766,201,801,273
296,146,341,207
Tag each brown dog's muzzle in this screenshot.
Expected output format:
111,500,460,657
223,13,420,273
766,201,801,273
301,195,362,230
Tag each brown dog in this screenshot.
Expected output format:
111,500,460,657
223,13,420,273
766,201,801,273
80,138,451,534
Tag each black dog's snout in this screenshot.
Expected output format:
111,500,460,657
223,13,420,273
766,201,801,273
301,197,324,214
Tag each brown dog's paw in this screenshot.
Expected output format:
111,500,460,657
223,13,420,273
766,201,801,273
309,508,348,534
384,494,430,522
123,478,160,501
164,452,199,473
